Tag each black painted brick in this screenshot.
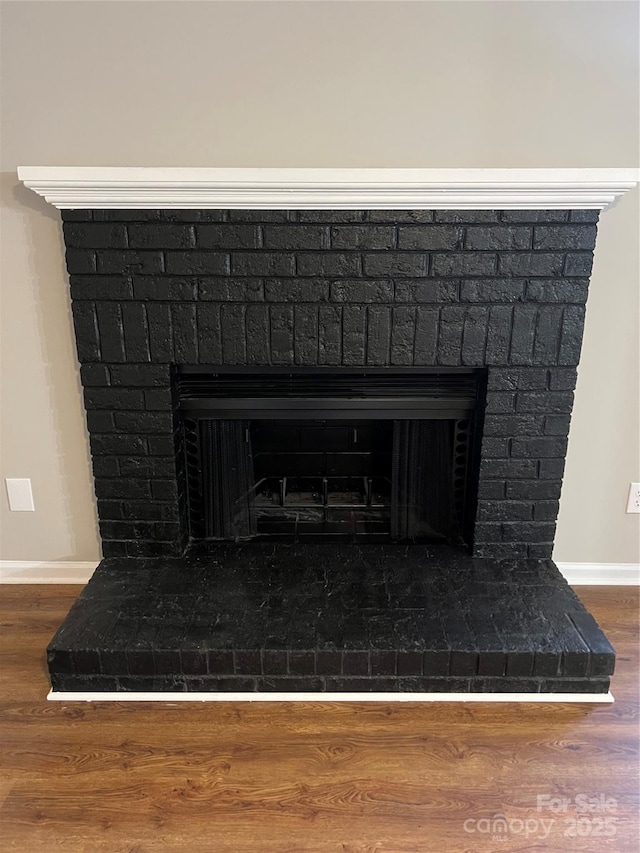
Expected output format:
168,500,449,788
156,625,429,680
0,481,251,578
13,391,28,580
480,458,537,478
97,251,164,275
265,279,327,302
570,209,600,224
84,388,145,410
262,650,288,675
516,391,573,413
422,650,450,676
396,280,459,303
343,651,370,676
113,412,173,433
246,305,271,364
544,415,572,436
80,364,110,386
511,437,568,458
197,304,223,363
96,303,126,362
432,253,496,277
501,211,569,223
228,210,289,223
134,277,198,301
129,224,195,249
294,305,319,364
461,307,488,365
564,253,594,277
533,500,560,521
499,253,565,277
466,226,531,250
109,365,169,386
484,306,513,365
66,249,97,274
548,367,578,391
94,479,151,500
332,225,394,249
487,367,548,391
366,306,391,364
318,307,342,364
330,280,393,302
264,225,329,250
171,304,198,363
233,252,295,277
300,210,364,223
413,307,438,365
397,225,462,250
506,480,563,500
369,210,433,223
460,280,524,303
363,253,426,277
71,275,134,301
72,302,101,361
526,279,588,303
342,306,366,365
270,305,294,364
558,306,586,365
198,224,261,249
483,415,544,437
534,225,597,251
146,304,173,362
370,651,397,676
509,307,537,365
167,252,228,276
476,501,532,522
435,211,498,223
390,307,416,365
484,392,516,414
122,303,151,362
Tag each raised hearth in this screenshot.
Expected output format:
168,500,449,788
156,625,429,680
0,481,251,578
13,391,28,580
48,543,614,694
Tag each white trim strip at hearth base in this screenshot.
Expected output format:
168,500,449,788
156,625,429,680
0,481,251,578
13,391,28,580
17,167,639,210
47,690,614,704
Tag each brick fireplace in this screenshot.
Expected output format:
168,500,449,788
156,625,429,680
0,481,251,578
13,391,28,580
20,168,637,698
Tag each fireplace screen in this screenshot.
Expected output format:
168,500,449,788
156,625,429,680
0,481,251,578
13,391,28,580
178,368,483,545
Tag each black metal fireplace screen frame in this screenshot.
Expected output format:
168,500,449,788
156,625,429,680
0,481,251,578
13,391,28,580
177,366,486,546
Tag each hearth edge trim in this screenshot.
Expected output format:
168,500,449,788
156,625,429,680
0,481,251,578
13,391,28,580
17,167,638,210
47,689,615,703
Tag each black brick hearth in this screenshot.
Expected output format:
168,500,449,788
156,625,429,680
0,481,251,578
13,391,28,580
47,207,615,695
48,543,614,694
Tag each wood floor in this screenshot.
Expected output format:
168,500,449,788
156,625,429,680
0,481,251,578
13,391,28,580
0,585,637,852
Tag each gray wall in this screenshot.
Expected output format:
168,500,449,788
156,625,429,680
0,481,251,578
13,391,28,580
1,0,638,564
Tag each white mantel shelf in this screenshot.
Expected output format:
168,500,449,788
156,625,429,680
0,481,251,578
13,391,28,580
17,167,638,210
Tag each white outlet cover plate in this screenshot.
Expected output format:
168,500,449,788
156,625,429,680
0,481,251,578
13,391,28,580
626,483,640,513
5,478,35,512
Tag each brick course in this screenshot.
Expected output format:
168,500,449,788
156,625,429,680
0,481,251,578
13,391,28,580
61,209,598,559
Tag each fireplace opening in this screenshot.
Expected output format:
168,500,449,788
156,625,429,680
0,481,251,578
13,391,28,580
177,367,485,546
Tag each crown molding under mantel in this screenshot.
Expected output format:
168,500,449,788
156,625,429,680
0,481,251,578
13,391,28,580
17,167,639,210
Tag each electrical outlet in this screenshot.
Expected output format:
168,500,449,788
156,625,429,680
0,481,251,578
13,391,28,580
626,482,640,514
6,478,35,511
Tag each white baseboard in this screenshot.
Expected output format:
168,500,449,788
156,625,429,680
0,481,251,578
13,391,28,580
556,562,640,586
47,690,614,704
1,560,637,586
0,561,98,584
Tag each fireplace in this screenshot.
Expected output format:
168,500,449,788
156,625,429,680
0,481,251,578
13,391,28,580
20,167,636,697
178,367,482,544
